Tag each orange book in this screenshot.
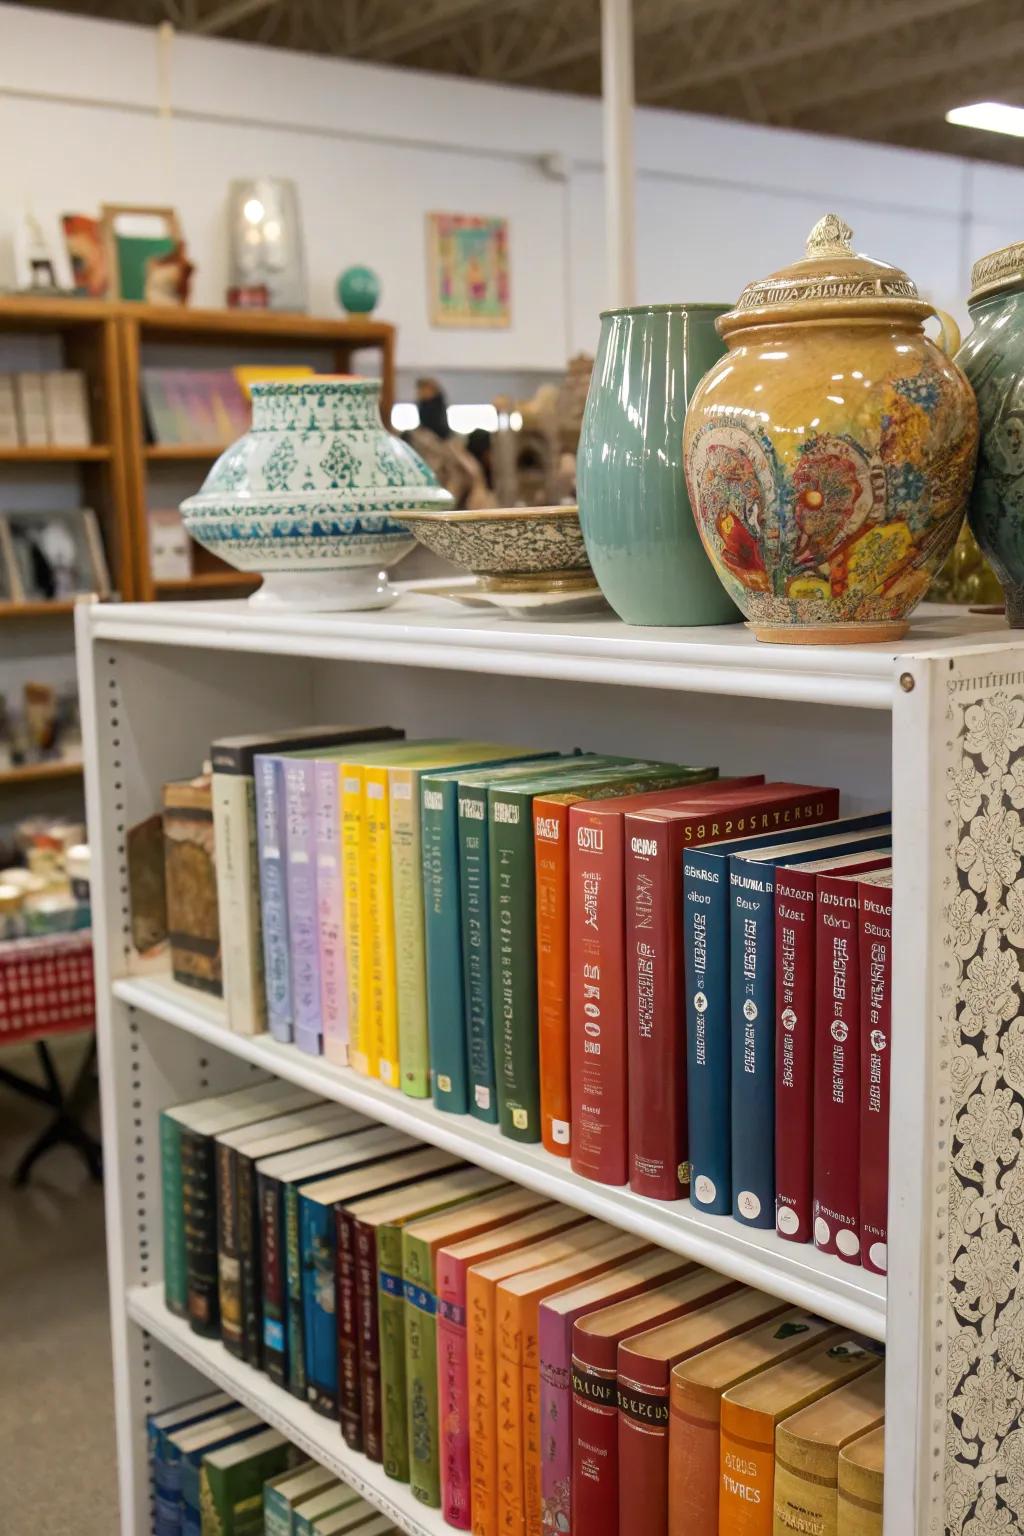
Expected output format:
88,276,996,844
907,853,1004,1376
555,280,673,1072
469,1219,617,1536
719,1339,880,1536
496,1230,652,1536
667,1310,836,1536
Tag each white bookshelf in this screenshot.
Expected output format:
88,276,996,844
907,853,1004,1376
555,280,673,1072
77,595,1024,1536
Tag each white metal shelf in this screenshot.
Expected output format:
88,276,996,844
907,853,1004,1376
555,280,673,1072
86,594,1007,711
127,1284,446,1536
116,973,886,1341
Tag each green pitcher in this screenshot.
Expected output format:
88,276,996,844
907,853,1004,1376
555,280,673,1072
576,303,738,626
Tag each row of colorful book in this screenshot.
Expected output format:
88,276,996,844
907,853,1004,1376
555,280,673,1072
148,1390,396,1535
160,1081,886,1535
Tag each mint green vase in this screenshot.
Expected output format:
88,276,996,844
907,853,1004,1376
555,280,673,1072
577,303,738,626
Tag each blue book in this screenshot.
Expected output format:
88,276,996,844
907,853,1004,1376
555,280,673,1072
685,811,891,1218
149,1392,232,1536
254,754,293,1044
728,820,892,1229
299,1190,338,1416
165,1407,261,1536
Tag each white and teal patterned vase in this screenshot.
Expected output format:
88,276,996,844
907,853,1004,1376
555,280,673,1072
180,376,453,610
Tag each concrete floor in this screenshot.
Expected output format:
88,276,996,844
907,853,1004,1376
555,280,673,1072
0,1034,119,1535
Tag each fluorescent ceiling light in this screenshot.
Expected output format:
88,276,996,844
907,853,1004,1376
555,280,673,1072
946,102,1024,138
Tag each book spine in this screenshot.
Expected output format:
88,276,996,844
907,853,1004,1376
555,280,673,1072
285,1184,307,1399
438,1258,472,1529
495,1294,526,1536
459,790,495,1122
617,1367,670,1536
538,1311,572,1536
160,1114,187,1317
260,1174,288,1386
813,876,863,1262
365,767,398,1085
255,755,293,1043
263,1487,292,1536
774,866,818,1243
300,1198,338,1415
569,808,628,1186
336,1207,364,1449
535,801,573,1156
315,758,348,1068
468,1272,498,1536
859,884,893,1276
683,848,732,1215
238,1154,262,1366
390,770,431,1098
719,1412,774,1536
489,790,541,1142
212,770,266,1035
217,1140,243,1356
571,1352,620,1536
523,1333,546,1536
377,1224,410,1479
729,857,778,1229
285,759,323,1055
182,1131,220,1337
773,1456,837,1536
422,780,462,1105
668,1398,720,1536
355,1223,384,1461
404,1243,442,1506
625,817,686,1200
342,765,370,1075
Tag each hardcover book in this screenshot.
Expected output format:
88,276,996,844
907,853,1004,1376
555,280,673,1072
837,1424,885,1536
718,1337,880,1536
293,1484,361,1536
163,774,222,995
468,1220,618,1536
617,1289,791,1536
536,1247,694,1536
858,871,893,1276
313,1511,392,1536
198,1426,294,1536
149,1391,231,1532
263,1463,338,1536
437,1202,586,1530
254,753,294,1042
422,753,558,1118
165,1407,261,1536
495,1231,653,1536
667,1310,836,1536
773,843,892,1244
569,1271,745,1536
773,1367,886,1536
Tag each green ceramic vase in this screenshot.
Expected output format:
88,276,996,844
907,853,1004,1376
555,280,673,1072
576,303,738,626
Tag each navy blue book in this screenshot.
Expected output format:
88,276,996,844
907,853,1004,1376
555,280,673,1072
684,811,891,1218
728,819,892,1229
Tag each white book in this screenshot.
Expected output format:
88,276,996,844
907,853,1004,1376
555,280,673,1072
0,376,19,446
213,768,267,1035
43,370,91,445
14,372,48,445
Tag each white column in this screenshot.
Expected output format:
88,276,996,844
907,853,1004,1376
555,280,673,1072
601,0,637,308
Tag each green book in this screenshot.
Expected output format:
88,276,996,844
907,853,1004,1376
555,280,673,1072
488,759,717,1141
198,1425,293,1535
263,1462,337,1536
313,1506,391,1536
292,1483,359,1536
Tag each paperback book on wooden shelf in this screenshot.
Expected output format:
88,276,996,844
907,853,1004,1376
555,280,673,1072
163,773,221,996
773,1367,885,1536
42,369,91,445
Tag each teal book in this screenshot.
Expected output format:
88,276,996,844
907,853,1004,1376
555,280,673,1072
263,1463,337,1536
199,1425,294,1535
165,1407,261,1536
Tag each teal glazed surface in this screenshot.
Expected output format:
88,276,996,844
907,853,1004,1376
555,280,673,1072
958,287,1024,625
576,303,739,626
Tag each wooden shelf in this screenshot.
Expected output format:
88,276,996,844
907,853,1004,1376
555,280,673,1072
154,570,259,594
0,600,77,619
0,757,83,788
0,444,111,462
0,295,115,330
144,443,229,461
123,301,393,346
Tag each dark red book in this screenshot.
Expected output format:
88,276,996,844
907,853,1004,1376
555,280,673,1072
775,848,891,1245
335,1207,363,1449
568,778,762,1186
353,1219,385,1460
813,864,890,1264
858,871,893,1277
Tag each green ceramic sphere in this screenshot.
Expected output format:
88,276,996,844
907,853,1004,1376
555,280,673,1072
337,265,380,315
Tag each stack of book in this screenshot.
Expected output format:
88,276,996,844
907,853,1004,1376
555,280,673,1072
0,369,92,446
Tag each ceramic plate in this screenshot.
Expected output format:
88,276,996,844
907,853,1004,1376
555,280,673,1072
409,580,610,619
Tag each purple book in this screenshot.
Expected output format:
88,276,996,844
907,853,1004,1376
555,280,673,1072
315,758,348,1067
283,759,322,1055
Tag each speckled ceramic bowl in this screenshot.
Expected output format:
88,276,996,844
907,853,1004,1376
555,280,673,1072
397,504,593,590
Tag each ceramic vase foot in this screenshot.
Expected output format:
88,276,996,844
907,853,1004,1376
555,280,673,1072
749,620,909,646
248,567,399,612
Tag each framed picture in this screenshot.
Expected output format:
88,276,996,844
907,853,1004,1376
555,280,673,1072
4,508,111,603
426,212,510,329
101,204,192,305
62,213,110,298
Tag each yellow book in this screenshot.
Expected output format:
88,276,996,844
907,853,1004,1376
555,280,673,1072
233,363,314,399
364,762,400,1085
837,1424,884,1536
773,1367,885,1536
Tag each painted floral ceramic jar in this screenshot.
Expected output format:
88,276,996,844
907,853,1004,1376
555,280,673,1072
180,376,452,610
957,241,1024,626
683,214,979,643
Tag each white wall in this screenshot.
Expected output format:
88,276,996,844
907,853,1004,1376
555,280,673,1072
0,3,1021,371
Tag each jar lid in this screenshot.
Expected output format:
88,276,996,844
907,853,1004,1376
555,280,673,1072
970,240,1024,303
719,213,932,335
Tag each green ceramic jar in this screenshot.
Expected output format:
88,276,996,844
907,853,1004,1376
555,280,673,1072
957,241,1024,625
576,303,738,626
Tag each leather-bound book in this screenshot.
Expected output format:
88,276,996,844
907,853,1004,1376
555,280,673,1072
774,1367,885,1535
837,1423,885,1536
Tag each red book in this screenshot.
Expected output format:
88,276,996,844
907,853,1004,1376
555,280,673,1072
570,1269,739,1536
813,864,890,1264
774,848,892,1245
568,777,763,1187
625,785,843,1203
858,870,893,1277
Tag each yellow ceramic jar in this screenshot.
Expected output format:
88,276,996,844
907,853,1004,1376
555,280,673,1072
683,214,979,643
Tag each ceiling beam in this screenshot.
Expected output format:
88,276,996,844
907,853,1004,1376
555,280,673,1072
501,0,733,83
191,0,277,33
345,0,535,62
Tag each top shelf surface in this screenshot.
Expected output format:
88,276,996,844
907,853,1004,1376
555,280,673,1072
84,596,1016,711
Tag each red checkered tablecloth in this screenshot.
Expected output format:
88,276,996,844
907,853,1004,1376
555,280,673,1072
0,930,95,1044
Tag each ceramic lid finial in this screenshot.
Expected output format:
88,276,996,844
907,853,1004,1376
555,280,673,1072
806,214,855,260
